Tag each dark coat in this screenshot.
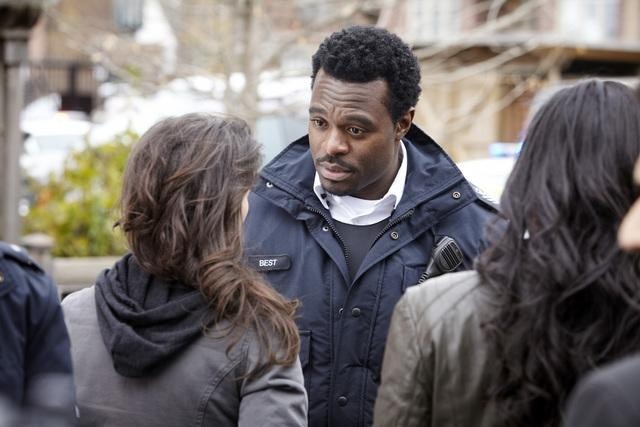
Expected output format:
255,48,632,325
374,271,497,427
244,124,499,427
0,241,74,410
565,355,640,427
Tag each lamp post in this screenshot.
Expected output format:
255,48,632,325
0,0,43,243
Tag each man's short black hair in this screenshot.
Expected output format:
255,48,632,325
311,25,421,123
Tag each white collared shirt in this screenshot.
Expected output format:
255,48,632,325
313,141,407,225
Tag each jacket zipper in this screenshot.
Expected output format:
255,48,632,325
305,206,417,266
372,208,416,245
305,205,351,267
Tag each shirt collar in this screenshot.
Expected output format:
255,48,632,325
313,141,407,224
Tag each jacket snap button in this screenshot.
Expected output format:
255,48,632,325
390,231,399,240
322,225,330,232
0,273,3,283
452,191,461,199
337,396,348,406
266,182,274,188
338,307,343,317
351,307,361,317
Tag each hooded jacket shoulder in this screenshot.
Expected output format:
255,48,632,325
62,257,307,427
93,254,207,377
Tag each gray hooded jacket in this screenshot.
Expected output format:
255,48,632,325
62,254,307,426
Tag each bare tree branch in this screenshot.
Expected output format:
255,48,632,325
487,0,509,23
375,0,403,28
428,46,565,137
255,0,370,72
413,0,552,60
422,42,538,85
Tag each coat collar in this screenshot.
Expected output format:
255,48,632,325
256,123,466,216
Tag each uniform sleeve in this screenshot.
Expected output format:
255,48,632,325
565,364,640,427
23,272,75,411
238,339,308,427
373,293,432,427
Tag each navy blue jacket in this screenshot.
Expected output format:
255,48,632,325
245,124,498,427
0,242,74,410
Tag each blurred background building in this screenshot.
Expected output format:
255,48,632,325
21,0,640,163
1,0,639,292
390,0,640,160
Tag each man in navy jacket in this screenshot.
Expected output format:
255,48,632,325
0,241,74,418
245,26,498,427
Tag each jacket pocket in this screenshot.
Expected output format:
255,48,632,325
298,329,311,369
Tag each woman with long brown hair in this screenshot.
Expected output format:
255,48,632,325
62,113,307,426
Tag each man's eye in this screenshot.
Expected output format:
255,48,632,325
348,127,364,136
311,119,325,127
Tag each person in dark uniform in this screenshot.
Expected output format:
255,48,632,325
0,241,75,422
564,355,640,427
244,25,498,427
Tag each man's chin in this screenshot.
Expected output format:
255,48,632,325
320,180,353,197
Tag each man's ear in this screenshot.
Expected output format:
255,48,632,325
395,108,415,141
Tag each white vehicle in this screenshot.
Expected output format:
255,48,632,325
21,104,91,181
457,156,516,203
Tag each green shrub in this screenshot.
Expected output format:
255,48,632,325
23,130,137,257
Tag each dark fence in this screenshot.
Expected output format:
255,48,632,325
24,60,100,115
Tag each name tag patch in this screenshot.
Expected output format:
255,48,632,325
248,254,291,272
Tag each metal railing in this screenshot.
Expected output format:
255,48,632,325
24,60,100,114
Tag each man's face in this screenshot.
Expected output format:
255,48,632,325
618,159,640,251
308,69,412,200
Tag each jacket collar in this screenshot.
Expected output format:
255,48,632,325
256,123,466,216
311,141,407,225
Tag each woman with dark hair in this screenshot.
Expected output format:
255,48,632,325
562,85,640,427
62,113,307,426
374,80,640,427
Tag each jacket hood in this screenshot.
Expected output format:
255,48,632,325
94,254,208,377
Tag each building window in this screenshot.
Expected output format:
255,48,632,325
560,0,620,41
113,0,144,33
409,0,462,42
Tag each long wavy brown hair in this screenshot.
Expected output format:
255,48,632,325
477,80,640,426
117,113,299,376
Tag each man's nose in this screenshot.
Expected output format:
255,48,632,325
325,128,349,157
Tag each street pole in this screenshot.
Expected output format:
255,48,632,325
0,2,42,243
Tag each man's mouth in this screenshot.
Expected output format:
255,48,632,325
317,163,353,182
